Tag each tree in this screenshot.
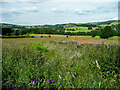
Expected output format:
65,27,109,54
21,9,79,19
91,31,96,37
100,26,113,39
88,27,92,30
2,27,13,36
90,30,100,37
14,30,19,36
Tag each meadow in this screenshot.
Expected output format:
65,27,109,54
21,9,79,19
2,35,120,88
65,26,92,33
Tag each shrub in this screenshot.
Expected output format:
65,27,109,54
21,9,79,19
100,26,113,39
90,30,100,37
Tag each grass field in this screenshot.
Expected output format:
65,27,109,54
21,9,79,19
110,21,119,25
99,21,119,27
30,34,119,43
2,35,120,89
65,26,88,30
65,26,92,32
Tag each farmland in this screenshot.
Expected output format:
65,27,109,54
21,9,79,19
65,26,92,33
2,35,120,88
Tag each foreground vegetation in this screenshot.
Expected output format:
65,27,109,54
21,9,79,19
2,36,120,88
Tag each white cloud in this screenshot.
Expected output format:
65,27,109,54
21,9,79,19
2,0,118,25
3,0,119,2
110,17,118,20
74,9,93,15
74,9,85,15
51,8,57,12
9,7,39,14
2,6,39,20
22,7,39,12
51,0,119,2
100,17,118,22
96,6,115,13
2,0,49,2
10,9,22,14
51,8,65,13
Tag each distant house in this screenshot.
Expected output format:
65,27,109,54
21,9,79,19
92,27,99,30
64,26,70,28
64,25,73,28
113,28,117,31
34,36,41,38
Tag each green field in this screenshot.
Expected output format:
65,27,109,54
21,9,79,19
110,21,119,25
99,21,119,28
2,35,120,89
95,36,119,40
65,26,92,32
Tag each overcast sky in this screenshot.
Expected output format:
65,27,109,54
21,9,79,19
0,0,119,25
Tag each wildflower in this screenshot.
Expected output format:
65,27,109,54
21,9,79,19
93,81,96,84
95,60,100,69
59,75,61,79
12,85,16,88
36,80,39,83
5,83,7,85
99,82,101,88
53,84,55,86
8,83,11,86
47,79,50,83
31,80,34,83
23,83,26,88
52,80,54,82
59,84,62,86
67,84,70,86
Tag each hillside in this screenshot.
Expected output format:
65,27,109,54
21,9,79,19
1,20,118,28
1,20,118,35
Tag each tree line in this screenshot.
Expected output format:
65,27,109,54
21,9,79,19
2,25,120,39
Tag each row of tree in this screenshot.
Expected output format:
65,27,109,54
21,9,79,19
2,26,65,36
2,25,120,39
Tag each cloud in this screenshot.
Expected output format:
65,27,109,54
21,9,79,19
2,12,16,19
5,6,39,15
51,8,65,13
100,17,118,22
22,7,39,12
110,17,118,20
51,0,119,2
2,8,23,19
74,9,85,15
97,7,111,13
10,9,23,14
2,6,39,19
2,0,49,2
96,3,118,13
74,9,93,15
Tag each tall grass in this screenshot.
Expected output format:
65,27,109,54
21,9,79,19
2,39,120,88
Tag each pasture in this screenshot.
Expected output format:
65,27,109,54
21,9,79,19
65,26,92,32
2,35,120,88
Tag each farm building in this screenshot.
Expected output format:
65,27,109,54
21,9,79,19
34,36,42,38
92,27,100,30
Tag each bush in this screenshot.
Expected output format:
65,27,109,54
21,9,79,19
90,30,100,37
100,26,113,39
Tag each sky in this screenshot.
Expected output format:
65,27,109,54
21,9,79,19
0,0,119,25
